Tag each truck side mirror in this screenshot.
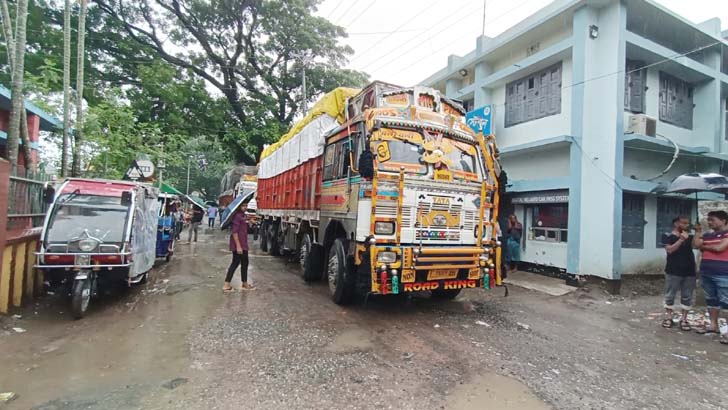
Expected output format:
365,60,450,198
43,185,55,204
121,191,132,206
359,150,374,179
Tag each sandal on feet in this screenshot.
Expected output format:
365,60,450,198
679,320,692,331
222,284,234,292
696,326,718,334
241,283,256,290
662,318,674,328
720,335,728,345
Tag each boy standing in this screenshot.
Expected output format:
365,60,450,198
661,216,696,330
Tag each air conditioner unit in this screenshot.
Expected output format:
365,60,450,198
626,114,657,137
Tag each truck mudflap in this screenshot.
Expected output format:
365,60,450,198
356,243,498,295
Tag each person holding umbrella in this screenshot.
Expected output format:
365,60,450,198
223,205,254,292
693,210,728,344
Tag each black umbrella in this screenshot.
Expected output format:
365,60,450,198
652,173,728,221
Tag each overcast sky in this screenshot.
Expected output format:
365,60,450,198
314,0,728,87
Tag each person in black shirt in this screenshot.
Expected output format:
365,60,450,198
188,205,204,242
661,215,697,331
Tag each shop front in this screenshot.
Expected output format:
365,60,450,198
508,190,569,274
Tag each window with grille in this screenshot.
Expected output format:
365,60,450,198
659,72,694,130
505,62,562,127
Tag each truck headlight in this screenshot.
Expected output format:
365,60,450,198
374,221,395,235
78,239,98,252
377,251,397,263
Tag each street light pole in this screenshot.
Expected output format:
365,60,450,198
186,155,191,195
302,63,307,115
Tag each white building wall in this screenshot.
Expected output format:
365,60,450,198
489,24,574,73
501,147,571,181
492,57,573,149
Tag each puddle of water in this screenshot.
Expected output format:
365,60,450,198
326,328,375,352
446,373,551,410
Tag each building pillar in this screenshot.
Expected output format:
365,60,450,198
445,78,462,97
474,61,492,107
570,2,627,285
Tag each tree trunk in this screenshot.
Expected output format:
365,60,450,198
5,0,28,175
2,0,35,174
61,0,71,177
71,0,87,177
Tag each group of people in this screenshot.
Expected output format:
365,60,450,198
662,211,728,345
169,203,225,243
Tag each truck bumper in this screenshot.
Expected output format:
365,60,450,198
356,243,499,295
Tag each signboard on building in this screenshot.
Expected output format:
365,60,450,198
465,105,493,135
511,190,569,204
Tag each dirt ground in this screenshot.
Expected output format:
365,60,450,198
1,229,727,410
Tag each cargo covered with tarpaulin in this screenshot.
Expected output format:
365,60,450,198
257,87,359,212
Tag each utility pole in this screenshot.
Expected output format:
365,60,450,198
302,63,307,115
157,142,165,187
61,0,71,177
72,0,87,176
482,0,487,36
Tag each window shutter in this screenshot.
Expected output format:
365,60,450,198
526,76,537,120
515,81,525,124
628,61,645,114
622,193,645,249
548,65,562,115
659,73,668,120
539,71,549,116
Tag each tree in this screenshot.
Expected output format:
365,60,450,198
4,0,29,174
93,0,369,163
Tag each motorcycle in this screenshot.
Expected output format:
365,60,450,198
36,178,160,319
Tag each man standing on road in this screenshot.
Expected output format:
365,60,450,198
693,210,728,344
188,205,204,242
207,205,218,228
223,206,254,291
661,216,696,330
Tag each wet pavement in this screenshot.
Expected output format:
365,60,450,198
1,229,727,410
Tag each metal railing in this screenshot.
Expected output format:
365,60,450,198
8,170,50,230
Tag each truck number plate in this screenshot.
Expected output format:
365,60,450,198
427,269,458,281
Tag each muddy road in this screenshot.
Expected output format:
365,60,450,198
1,229,727,410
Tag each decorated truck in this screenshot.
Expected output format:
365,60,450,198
256,82,501,304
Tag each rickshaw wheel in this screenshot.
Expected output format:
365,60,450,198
71,278,92,319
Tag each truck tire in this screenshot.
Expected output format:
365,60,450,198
260,221,269,252
299,232,311,272
431,288,462,300
267,223,280,256
327,238,355,305
303,242,324,283
71,277,92,319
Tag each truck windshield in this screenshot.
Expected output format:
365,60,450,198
377,140,427,174
377,138,481,180
46,195,129,243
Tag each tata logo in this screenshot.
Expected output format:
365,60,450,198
433,215,447,226
432,197,450,205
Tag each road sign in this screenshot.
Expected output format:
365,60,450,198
125,163,142,180
465,105,493,135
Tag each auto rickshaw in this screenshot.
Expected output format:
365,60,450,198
36,178,160,319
